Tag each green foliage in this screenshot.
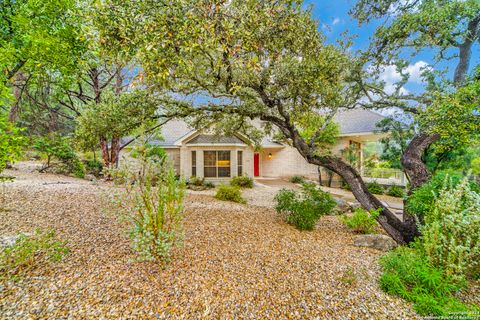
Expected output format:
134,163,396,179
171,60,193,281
419,80,480,153
215,185,245,204
386,185,405,198
340,208,380,234
231,175,253,188
420,176,480,280
366,181,384,195
379,245,477,317
83,159,103,177
406,171,479,218
0,230,69,281
274,183,336,231
0,115,26,173
33,135,85,178
376,118,414,169
75,90,160,151
472,157,480,176
117,154,186,262
0,0,86,100
289,175,305,184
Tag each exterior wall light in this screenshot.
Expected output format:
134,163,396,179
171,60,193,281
268,153,272,159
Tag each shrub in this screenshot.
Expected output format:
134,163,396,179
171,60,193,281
366,181,384,194
0,115,26,174
215,185,245,203
187,177,215,190
118,158,186,262
379,245,477,316
340,208,380,234
231,175,254,188
33,135,85,178
386,185,405,198
188,176,205,186
83,159,103,177
0,230,69,281
406,171,479,219
420,176,480,280
274,182,336,230
289,175,305,184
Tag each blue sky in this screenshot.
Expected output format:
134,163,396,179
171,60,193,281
304,0,479,95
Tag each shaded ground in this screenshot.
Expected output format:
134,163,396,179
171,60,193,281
0,164,418,319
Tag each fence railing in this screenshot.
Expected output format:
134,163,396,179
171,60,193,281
362,168,407,186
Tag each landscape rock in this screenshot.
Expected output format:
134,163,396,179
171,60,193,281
353,234,398,251
348,201,362,210
333,198,351,214
84,174,96,182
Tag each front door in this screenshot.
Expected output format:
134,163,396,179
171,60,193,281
254,153,260,177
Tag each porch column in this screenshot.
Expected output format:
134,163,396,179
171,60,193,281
198,149,204,178
231,149,238,177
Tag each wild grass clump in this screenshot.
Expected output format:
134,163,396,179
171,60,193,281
0,230,69,281
340,208,380,234
289,175,305,184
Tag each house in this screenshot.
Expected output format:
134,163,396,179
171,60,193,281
153,109,405,186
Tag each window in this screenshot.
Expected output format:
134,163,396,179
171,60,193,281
237,151,243,176
191,151,196,177
204,151,231,178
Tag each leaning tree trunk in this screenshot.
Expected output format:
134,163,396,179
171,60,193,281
310,155,419,244
283,125,419,244
401,133,440,191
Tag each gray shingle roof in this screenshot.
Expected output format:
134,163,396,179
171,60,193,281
186,134,246,145
332,109,385,134
155,109,384,147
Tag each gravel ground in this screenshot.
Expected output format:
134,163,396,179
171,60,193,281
0,165,420,319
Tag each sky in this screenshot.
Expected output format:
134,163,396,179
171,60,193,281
304,0,480,95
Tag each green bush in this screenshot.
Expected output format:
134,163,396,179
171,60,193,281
0,230,69,281
187,177,215,190
118,159,186,262
289,175,305,184
340,208,380,234
406,171,479,219
33,135,85,178
386,185,405,198
366,181,384,194
83,159,103,176
188,176,205,186
215,185,245,203
472,157,480,176
379,245,478,316
274,182,336,230
0,115,26,174
231,175,253,188
421,176,480,280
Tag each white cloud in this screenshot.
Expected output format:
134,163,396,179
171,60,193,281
374,60,430,94
332,17,341,25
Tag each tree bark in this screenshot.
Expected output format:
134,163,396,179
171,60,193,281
110,136,121,168
401,133,440,191
9,71,26,122
100,137,110,168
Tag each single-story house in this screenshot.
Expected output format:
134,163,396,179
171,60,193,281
150,109,406,186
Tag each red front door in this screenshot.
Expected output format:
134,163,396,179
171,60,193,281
254,153,260,177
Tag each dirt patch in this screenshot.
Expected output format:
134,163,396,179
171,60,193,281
0,165,418,319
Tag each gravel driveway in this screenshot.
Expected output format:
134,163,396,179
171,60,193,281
0,165,418,319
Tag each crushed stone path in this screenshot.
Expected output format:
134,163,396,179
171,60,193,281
0,164,418,319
